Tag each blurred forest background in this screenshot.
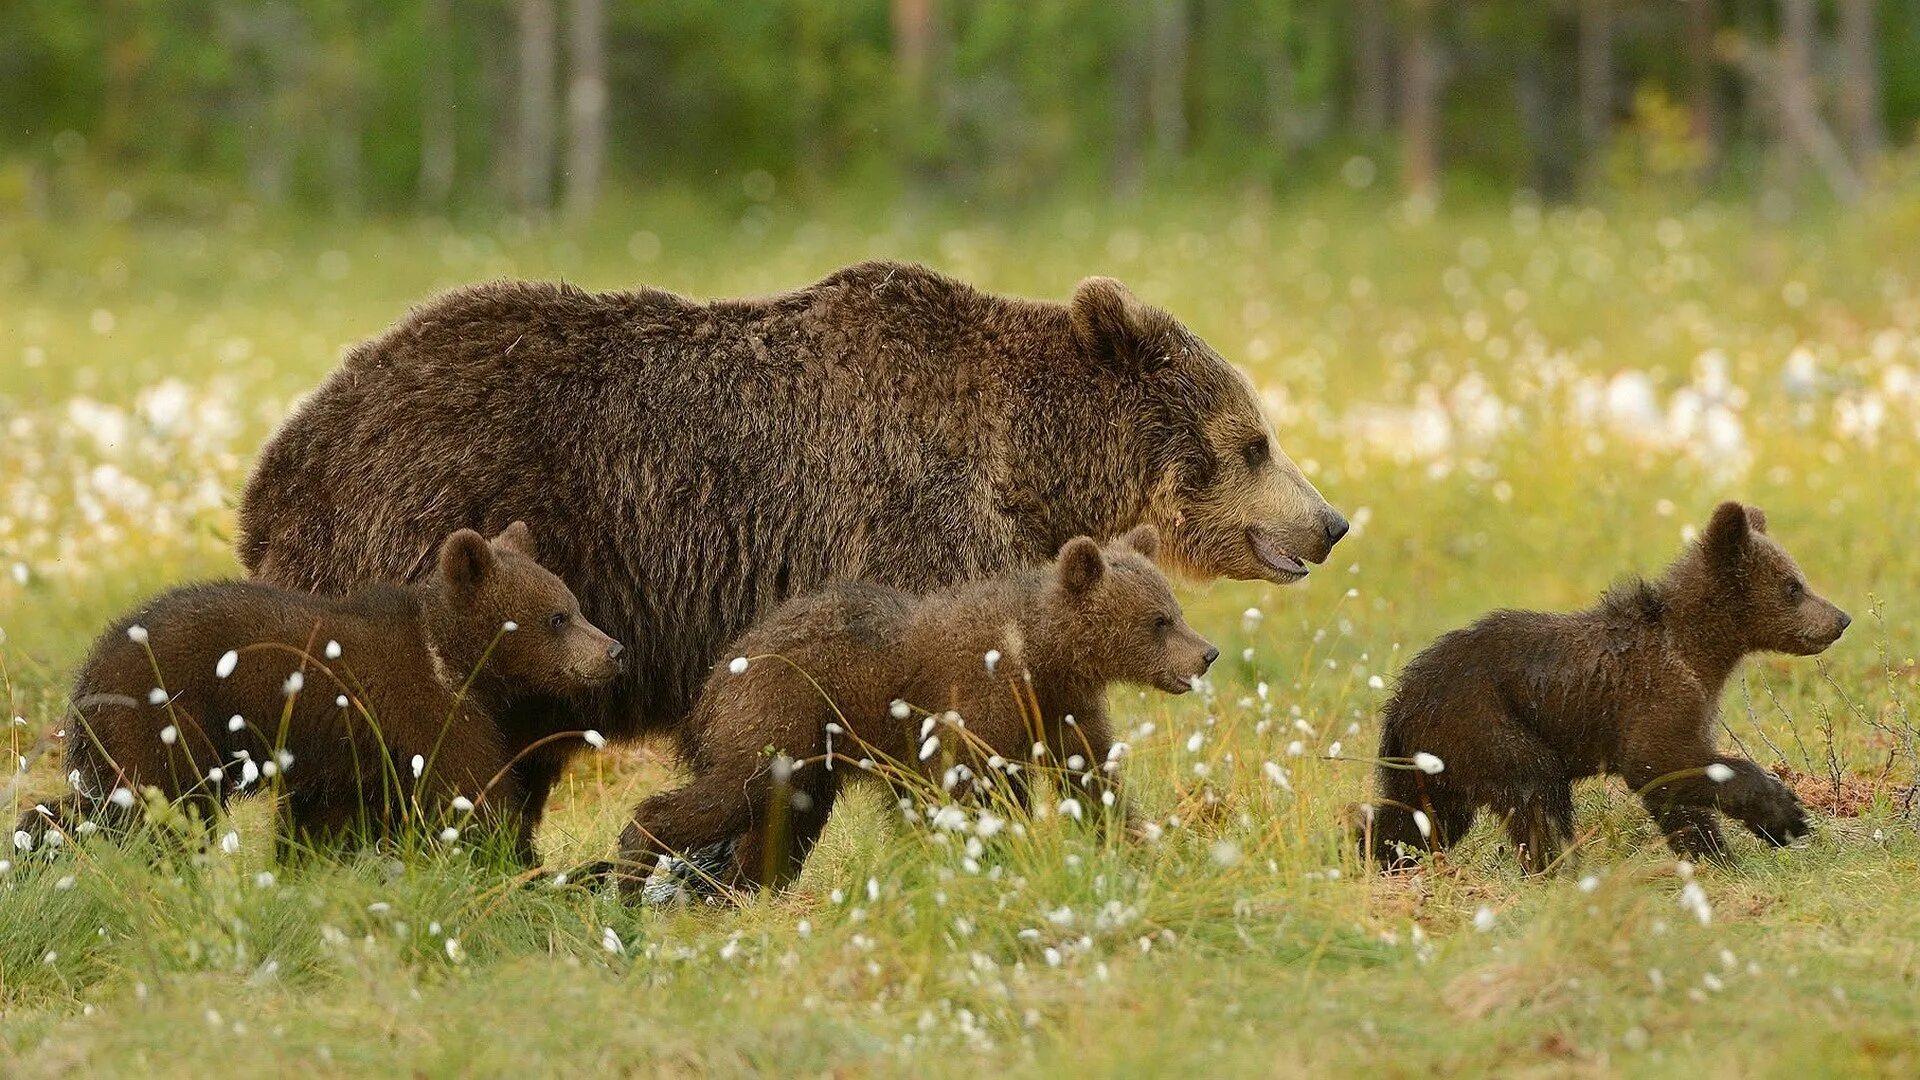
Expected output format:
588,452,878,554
3,0,1918,219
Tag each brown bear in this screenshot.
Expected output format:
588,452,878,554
1361,502,1848,874
235,261,1346,853
615,525,1213,897
13,524,623,859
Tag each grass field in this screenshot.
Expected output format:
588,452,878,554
3,190,1919,1077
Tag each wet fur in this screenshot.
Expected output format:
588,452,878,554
616,528,1216,895
15,526,621,861
235,263,1344,850
1364,503,1850,872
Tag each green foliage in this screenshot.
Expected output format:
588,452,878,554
4,1,1920,211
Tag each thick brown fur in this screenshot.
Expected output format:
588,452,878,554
14,524,622,861
1363,502,1849,873
616,526,1215,895
235,263,1345,843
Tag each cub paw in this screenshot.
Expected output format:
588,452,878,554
1744,787,1810,846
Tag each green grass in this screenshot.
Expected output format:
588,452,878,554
4,189,1920,1076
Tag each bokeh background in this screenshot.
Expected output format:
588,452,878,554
4,3,1920,1075
3,1,1918,214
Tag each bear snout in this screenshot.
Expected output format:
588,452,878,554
1200,644,1220,672
1322,507,1351,549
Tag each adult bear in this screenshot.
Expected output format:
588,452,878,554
238,261,1347,858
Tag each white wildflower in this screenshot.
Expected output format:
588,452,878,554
1412,752,1445,775
728,656,749,675
220,831,240,854
109,787,135,809
919,734,940,761
451,796,474,813
216,651,238,678
227,715,245,732
126,625,149,645
984,649,1001,674
1705,763,1734,783
1473,906,1497,932
602,927,623,954
889,699,911,720
583,729,607,749
282,671,303,696
439,827,459,843
159,725,178,745
324,640,342,660
411,754,425,778
146,688,167,706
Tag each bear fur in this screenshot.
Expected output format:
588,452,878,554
15,524,623,859
1363,502,1848,873
616,526,1214,895
236,261,1346,850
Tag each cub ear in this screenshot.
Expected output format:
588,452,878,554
492,520,538,559
1745,506,1768,535
439,529,496,593
1070,277,1169,372
1120,523,1160,561
1057,536,1107,596
1701,501,1754,570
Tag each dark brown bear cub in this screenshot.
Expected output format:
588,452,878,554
1363,502,1848,873
617,526,1215,896
14,524,622,860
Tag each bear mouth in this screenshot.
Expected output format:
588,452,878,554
1156,673,1198,695
1246,526,1310,582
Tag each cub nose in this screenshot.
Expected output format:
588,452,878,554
1200,646,1220,671
1323,509,1350,548
606,640,625,661
1836,611,1852,635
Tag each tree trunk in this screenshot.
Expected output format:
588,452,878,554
1744,0,1862,202
892,0,933,97
1399,0,1438,203
563,0,607,220
1352,0,1391,135
516,0,558,214
1685,0,1720,173
419,0,457,210
1577,0,1612,153
1836,0,1883,180
1147,0,1189,164
1111,25,1147,200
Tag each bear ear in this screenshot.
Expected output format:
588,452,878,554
1057,536,1107,596
1120,523,1160,561
492,520,538,559
1070,277,1167,372
439,529,496,593
1701,501,1754,571
1745,506,1768,535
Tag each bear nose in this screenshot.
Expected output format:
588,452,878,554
606,640,625,661
1323,510,1351,548
1836,612,1851,635
1200,646,1220,671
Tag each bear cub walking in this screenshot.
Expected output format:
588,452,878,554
1364,502,1848,873
619,526,1216,895
16,524,623,859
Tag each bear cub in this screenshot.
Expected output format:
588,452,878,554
1363,502,1848,873
15,523,623,860
618,525,1216,896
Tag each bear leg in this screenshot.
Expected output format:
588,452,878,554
727,763,840,893
1641,800,1731,860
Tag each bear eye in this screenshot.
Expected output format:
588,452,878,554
1152,614,1173,634
1240,437,1271,470
549,611,570,631
1785,579,1805,602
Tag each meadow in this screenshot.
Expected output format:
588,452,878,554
2,188,1919,1076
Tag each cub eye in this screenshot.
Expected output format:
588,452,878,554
1785,580,1805,602
1240,437,1271,470
1152,615,1174,633
549,611,570,631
